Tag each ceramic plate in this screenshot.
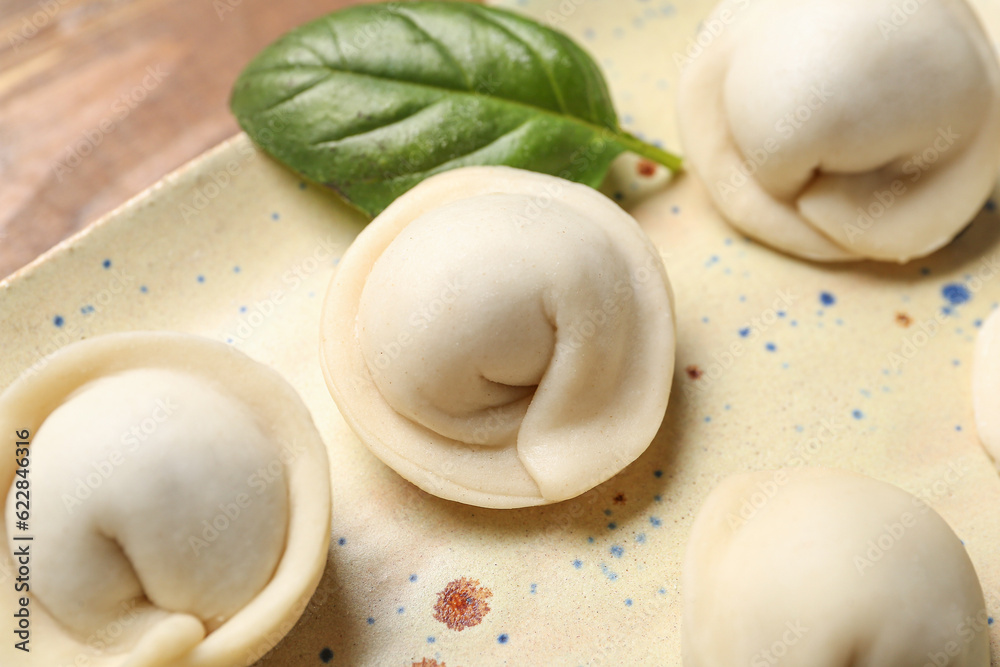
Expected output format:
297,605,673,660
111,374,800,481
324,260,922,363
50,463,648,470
4,0,1000,664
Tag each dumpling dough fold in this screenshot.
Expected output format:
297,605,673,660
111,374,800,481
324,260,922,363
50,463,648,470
683,468,989,666
0,332,331,667
678,0,1000,263
322,167,675,507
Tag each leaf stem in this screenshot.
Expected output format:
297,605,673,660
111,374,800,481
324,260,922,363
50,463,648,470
615,130,683,172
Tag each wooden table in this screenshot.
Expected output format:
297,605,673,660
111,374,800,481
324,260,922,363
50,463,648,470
0,0,369,281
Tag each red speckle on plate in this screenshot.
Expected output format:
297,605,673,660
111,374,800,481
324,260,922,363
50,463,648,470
637,159,657,177
433,577,493,631
895,312,912,327
686,365,704,379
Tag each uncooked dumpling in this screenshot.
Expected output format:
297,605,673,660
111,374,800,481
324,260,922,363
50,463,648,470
974,307,1000,463
683,468,989,666
0,332,331,667
677,0,1000,263
321,166,675,508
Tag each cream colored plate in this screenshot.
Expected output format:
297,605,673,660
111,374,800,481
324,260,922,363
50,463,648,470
4,0,1000,664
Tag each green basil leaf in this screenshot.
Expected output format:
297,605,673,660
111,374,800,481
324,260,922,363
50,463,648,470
230,1,681,217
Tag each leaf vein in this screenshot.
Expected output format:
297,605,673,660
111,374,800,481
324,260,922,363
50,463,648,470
393,9,473,90
350,118,535,186
248,65,615,145
310,101,444,147
468,7,568,115
256,73,335,114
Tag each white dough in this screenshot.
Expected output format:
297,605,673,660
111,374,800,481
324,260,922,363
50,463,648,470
321,166,676,508
683,468,989,666
25,368,288,637
974,306,1000,462
0,332,331,667
677,0,1000,263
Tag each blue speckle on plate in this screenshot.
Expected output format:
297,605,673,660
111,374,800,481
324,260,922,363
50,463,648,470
409,574,418,582
140,285,148,293
943,283,971,305
498,633,509,644
197,275,205,283
53,315,64,327
271,212,280,221
765,342,776,352
653,469,663,478
610,545,624,558
739,327,750,337
650,516,662,527
625,598,633,607
852,409,864,420
366,617,374,625
319,647,333,663
337,537,346,546
573,559,583,569
607,522,617,530
102,259,111,269
427,636,436,644
820,291,836,306
397,607,405,614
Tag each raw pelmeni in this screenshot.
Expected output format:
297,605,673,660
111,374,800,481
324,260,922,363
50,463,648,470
973,307,1000,464
0,332,331,667
677,0,1000,263
683,468,988,666
321,167,675,508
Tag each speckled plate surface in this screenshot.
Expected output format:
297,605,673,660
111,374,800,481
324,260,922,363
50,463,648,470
5,0,1000,665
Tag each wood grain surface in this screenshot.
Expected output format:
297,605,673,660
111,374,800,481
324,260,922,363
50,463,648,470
0,0,372,281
